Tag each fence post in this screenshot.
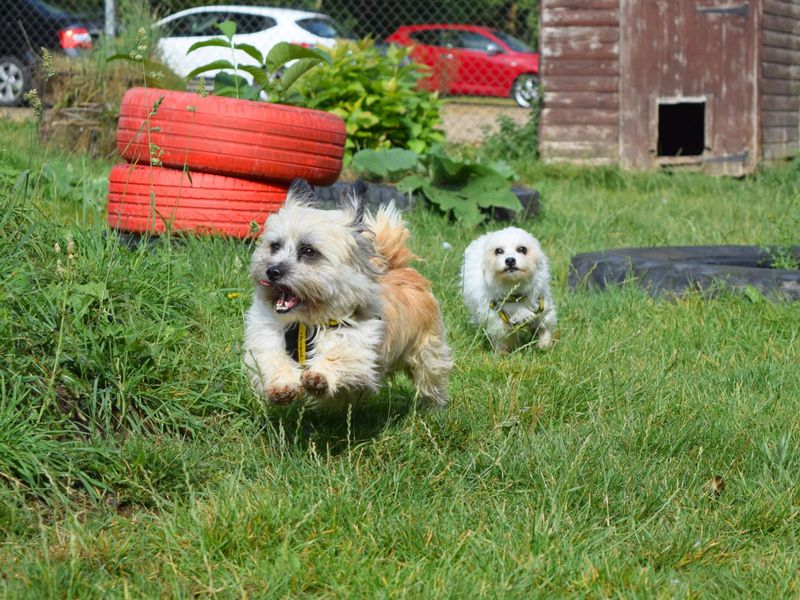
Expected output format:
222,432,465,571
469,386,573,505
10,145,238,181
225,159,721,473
105,0,116,37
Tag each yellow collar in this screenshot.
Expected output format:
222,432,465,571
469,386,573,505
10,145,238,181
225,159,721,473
490,296,545,325
285,319,344,366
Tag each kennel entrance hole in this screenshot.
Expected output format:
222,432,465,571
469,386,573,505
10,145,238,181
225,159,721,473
657,102,705,157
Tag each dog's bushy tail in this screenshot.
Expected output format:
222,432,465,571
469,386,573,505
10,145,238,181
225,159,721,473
366,203,415,270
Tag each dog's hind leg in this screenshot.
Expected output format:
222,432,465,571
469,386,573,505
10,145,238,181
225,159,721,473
407,333,453,408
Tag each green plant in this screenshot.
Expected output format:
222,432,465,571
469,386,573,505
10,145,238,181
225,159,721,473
350,145,522,226
350,147,419,181
183,20,331,101
395,145,521,226
291,39,444,160
481,97,541,163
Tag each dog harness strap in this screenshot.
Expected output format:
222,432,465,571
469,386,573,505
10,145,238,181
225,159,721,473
284,320,344,366
490,296,545,324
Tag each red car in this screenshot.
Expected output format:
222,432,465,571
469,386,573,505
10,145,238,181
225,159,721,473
386,24,539,107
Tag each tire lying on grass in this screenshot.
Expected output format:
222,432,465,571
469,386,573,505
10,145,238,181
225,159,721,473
107,164,288,238
116,87,347,186
569,246,800,300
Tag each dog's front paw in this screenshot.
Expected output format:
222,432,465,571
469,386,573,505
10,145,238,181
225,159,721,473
268,384,300,405
301,370,329,396
509,308,536,326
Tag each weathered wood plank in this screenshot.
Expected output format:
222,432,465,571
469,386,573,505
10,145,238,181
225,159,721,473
764,0,800,20
543,0,617,9
763,13,800,35
762,94,800,110
542,8,618,27
542,26,619,43
761,78,800,94
540,140,617,159
540,124,617,142
763,61,800,80
763,142,797,160
544,91,618,109
541,57,618,77
541,43,619,59
762,111,799,127
763,46,800,65
541,107,618,126
763,29,800,52
763,126,799,143
543,75,618,93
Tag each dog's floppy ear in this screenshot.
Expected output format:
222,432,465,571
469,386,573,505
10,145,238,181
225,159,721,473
341,180,367,226
286,178,316,207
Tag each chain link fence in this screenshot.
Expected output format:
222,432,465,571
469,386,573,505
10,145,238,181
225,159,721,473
2,0,539,144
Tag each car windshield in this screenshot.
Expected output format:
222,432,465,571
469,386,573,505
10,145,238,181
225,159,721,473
29,0,73,18
491,30,533,52
296,17,354,39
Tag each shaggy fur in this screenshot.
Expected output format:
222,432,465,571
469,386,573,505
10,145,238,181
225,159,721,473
461,226,557,353
244,180,453,408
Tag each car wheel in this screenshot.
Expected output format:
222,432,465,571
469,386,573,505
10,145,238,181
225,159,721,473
107,164,288,238
0,56,30,107
511,74,539,108
117,88,347,186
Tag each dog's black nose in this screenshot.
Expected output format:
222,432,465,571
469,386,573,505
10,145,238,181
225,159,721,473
266,266,282,282
505,257,516,267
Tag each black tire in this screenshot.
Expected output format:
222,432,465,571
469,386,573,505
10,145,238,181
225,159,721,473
569,246,800,300
0,55,31,107
511,74,539,108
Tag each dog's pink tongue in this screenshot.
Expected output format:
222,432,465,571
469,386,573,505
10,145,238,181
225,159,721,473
275,290,300,313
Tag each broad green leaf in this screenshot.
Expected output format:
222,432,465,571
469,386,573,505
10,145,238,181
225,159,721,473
279,57,324,91
240,84,264,101
351,148,419,180
237,64,268,85
216,20,237,41
451,199,485,227
396,174,428,193
475,189,522,211
266,42,332,72
233,42,264,64
186,60,237,80
213,72,250,98
422,185,463,211
485,160,517,181
186,38,232,55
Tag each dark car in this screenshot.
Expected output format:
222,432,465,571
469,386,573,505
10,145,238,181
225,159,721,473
386,24,539,107
0,0,99,106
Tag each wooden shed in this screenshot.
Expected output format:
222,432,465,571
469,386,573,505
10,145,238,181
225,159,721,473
539,0,800,175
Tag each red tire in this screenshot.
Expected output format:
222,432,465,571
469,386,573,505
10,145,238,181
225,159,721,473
107,164,288,238
116,87,346,186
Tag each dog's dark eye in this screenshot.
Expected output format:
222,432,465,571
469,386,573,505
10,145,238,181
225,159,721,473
495,248,504,255
299,245,318,260
517,246,527,255
269,241,281,253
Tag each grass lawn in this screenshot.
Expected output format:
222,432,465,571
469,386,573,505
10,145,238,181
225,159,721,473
1,116,799,598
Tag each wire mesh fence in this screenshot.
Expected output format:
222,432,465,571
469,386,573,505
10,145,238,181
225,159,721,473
2,0,539,144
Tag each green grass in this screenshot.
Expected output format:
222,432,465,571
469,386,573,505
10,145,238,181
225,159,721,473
1,116,799,597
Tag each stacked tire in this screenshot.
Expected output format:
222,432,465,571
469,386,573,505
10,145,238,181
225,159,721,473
107,88,347,238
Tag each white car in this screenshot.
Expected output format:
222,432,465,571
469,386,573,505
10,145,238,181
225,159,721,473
153,5,355,79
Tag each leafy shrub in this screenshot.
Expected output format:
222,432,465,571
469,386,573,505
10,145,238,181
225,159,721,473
480,98,541,163
351,145,522,227
291,39,445,159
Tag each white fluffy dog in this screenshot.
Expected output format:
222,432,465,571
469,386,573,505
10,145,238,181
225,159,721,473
244,179,453,409
461,227,557,353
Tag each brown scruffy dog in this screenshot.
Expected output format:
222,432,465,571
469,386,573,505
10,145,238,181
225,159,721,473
244,179,453,409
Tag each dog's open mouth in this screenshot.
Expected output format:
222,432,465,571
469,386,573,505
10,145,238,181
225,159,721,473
504,266,519,273
259,280,302,313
